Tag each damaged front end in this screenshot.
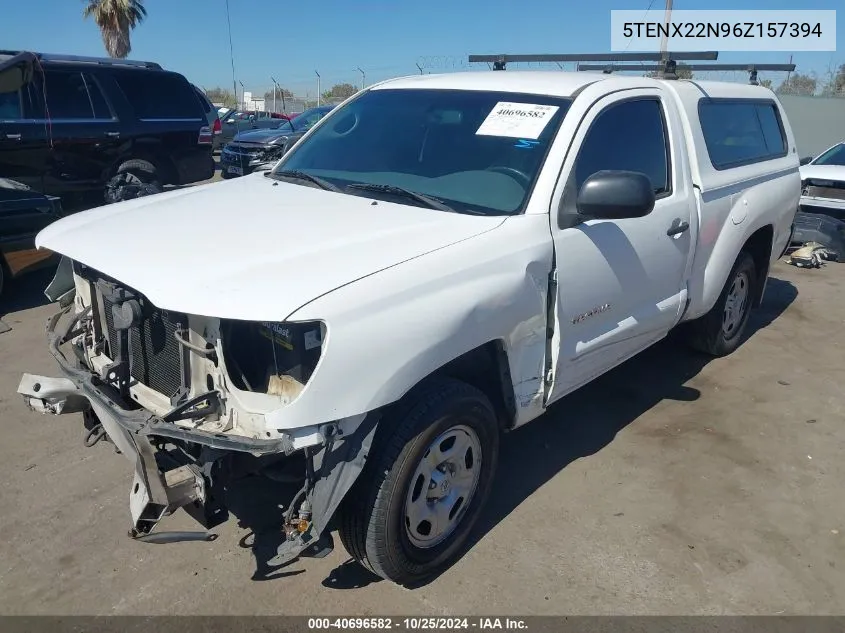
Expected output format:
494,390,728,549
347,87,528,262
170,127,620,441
17,258,379,565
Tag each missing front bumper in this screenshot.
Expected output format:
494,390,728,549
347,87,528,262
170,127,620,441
19,304,381,564
19,369,208,537
17,305,290,538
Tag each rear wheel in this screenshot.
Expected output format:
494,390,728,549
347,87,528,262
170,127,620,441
685,250,757,357
105,159,163,204
338,377,499,586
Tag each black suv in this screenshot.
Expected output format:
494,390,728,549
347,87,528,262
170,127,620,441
0,51,214,205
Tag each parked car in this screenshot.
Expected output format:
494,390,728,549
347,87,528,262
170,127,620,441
220,105,334,177
797,141,845,220
192,85,223,152
0,177,64,297
19,70,798,586
0,50,214,205
217,109,291,149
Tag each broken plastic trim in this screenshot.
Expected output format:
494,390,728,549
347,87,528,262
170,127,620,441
132,531,218,544
269,411,381,567
220,319,325,397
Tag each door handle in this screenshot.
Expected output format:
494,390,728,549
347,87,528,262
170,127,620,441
105,131,120,138
5,133,21,141
667,221,690,236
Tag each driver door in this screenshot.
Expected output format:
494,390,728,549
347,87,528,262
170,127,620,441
546,89,696,403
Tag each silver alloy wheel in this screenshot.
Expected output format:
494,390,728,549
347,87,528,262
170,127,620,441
722,270,750,338
404,424,483,549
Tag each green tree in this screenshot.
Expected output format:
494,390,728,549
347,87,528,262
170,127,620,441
82,0,147,59
204,87,237,109
820,64,845,96
264,87,294,101
321,83,358,102
776,73,817,96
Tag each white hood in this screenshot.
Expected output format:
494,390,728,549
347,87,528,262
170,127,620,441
800,164,845,183
37,174,506,320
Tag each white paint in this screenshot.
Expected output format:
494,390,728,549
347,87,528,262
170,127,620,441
799,163,845,210
800,164,845,183
475,102,559,139
36,174,505,321
30,70,801,440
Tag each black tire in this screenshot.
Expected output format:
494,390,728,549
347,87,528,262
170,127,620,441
105,159,163,204
685,250,757,357
338,377,500,586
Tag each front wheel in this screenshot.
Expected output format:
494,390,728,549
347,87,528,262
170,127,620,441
685,250,757,357
338,378,499,586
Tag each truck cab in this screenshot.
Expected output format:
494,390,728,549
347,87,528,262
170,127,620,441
18,68,800,587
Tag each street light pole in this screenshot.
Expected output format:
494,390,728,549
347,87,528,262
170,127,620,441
270,76,277,113
357,67,365,90
238,80,245,109
315,70,321,107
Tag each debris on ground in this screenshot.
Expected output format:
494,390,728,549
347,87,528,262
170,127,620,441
792,212,845,258
786,242,839,268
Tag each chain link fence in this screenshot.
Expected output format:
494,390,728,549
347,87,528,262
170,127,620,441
263,95,347,116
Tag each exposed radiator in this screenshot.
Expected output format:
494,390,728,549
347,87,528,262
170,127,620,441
97,289,189,402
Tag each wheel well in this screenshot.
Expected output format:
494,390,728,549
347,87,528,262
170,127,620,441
428,341,516,430
742,224,774,307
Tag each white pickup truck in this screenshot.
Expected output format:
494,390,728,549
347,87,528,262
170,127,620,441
18,69,799,586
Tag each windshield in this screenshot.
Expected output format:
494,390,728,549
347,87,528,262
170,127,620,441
273,89,572,215
277,107,331,132
813,143,845,166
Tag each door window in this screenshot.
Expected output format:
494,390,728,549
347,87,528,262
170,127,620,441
698,100,787,169
43,70,111,119
574,98,671,196
113,71,202,119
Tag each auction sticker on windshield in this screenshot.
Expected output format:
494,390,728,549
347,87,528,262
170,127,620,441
476,102,560,139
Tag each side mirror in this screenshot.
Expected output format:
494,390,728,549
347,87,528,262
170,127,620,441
799,156,814,166
576,170,656,220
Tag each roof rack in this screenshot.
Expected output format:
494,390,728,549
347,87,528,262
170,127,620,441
467,52,719,71
577,61,796,85
0,50,162,70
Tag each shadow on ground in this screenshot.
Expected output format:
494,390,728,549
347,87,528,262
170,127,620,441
0,266,56,322
223,277,797,587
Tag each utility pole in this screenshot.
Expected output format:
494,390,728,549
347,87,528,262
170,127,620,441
270,76,278,113
238,80,245,109
415,62,423,75
225,0,238,113
357,67,365,90
271,77,287,113
658,0,673,77
315,70,321,107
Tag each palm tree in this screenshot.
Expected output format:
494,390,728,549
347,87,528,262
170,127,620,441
82,0,147,59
